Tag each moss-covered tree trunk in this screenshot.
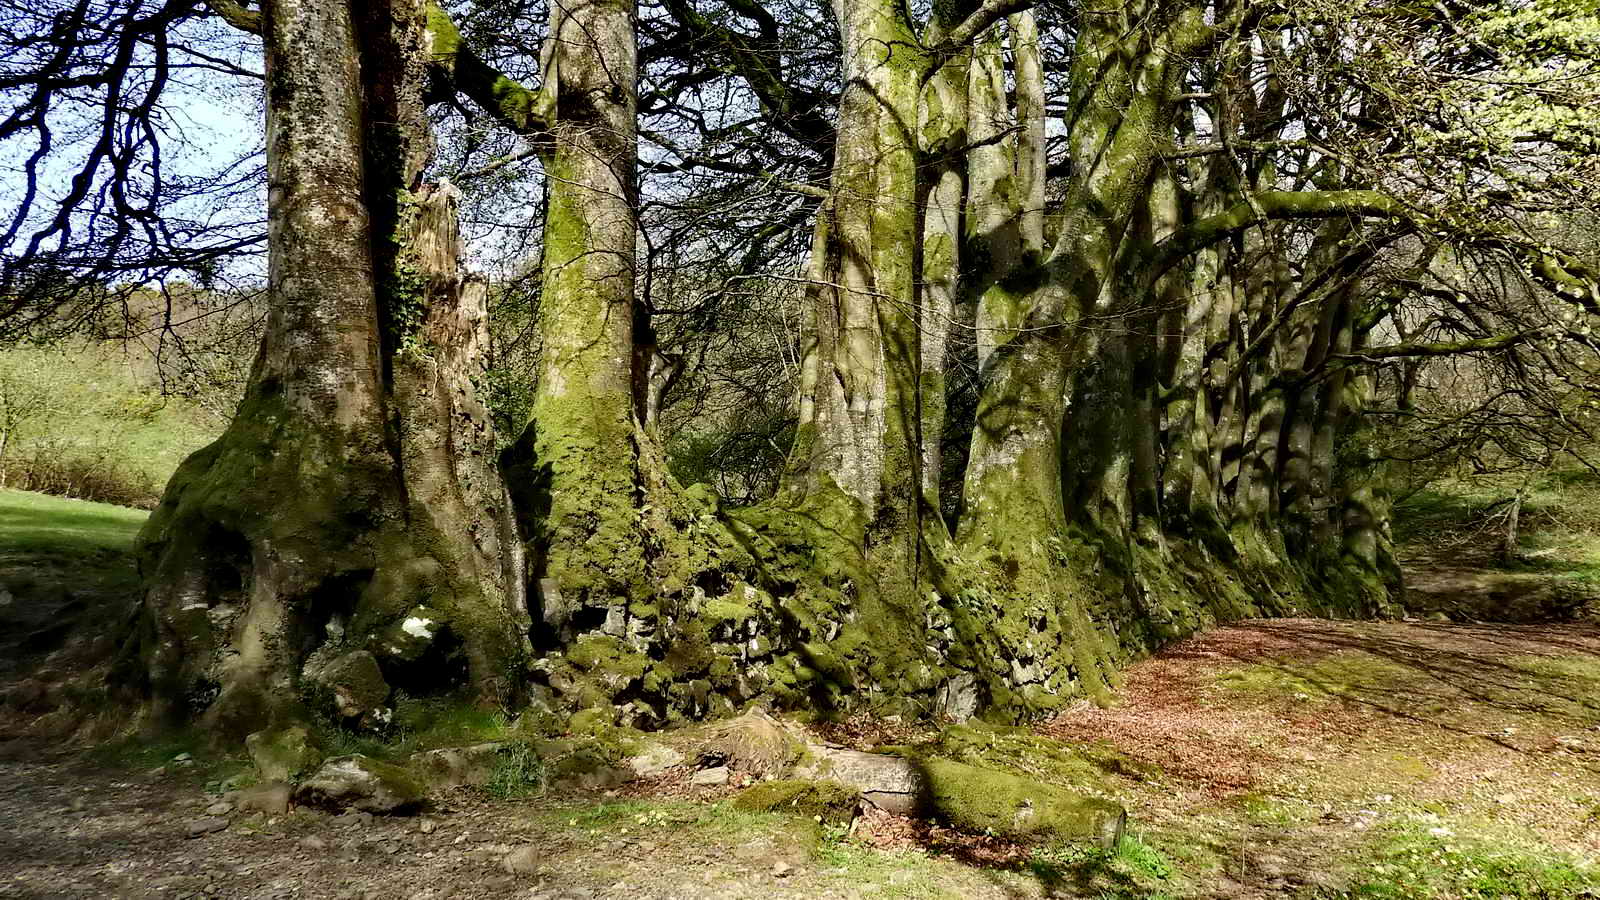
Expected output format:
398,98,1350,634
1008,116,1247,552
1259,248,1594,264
1277,219,1355,556
136,0,524,739
510,0,645,630
950,1,1214,711
127,0,1437,738
780,0,929,540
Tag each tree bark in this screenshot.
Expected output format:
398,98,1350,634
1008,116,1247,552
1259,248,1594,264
780,0,925,536
511,0,644,624
137,0,523,739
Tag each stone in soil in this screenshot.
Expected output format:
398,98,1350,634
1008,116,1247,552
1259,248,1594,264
690,765,730,786
185,816,229,837
627,742,685,778
234,780,292,815
245,725,322,783
296,755,425,814
501,845,541,875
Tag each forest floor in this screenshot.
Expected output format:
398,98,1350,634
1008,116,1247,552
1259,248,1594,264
2,487,1600,899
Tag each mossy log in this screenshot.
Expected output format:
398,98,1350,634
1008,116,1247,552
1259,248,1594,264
922,758,1126,847
732,779,862,825
794,741,1126,846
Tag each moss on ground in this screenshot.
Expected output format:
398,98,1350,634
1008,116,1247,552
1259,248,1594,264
732,779,861,824
921,757,1125,845
1214,652,1419,702
908,721,1160,792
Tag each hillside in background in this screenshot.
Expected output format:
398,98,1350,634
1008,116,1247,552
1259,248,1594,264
0,343,227,508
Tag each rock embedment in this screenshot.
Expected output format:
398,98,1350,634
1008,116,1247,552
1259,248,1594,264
294,755,426,814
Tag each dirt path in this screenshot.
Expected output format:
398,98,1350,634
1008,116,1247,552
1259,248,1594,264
4,620,1599,899
0,742,1052,899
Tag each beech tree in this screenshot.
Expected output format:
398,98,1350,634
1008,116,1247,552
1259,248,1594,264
2,0,1597,744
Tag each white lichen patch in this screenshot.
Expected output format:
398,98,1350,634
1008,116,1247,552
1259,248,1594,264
402,616,435,639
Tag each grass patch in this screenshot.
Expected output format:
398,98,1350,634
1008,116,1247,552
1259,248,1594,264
533,797,812,845
0,344,224,508
814,839,970,898
85,730,252,791
0,489,148,672
1215,652,1416,702
1393,487,1497,547
485,741,545,799
307,697,527,762
1346,818,1600,899
1235,790,1316,826
390,696,518,750
1027,831,1176,900
0,488,147,558
1396,471,1600,571
0,488,146,610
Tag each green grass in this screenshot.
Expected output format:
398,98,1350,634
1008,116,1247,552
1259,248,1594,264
0,488,147,558
1345,818,1600,899
0,345,222,508
85,730,254,792
814,839,970,899
485,741,545,798
1395,470,1600,573
0,488,147,627
1027,831,1177,900
391,697,518,750
532,797,813,844
0,489,148,669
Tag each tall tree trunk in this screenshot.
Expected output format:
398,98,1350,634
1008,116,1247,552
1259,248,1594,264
765,0,950,708
917,34,969,511
1309,288,1356,551
513,0,644,626
1278,220,1354,554
781,0,927,541
137,0,523,739
955,1,1207,708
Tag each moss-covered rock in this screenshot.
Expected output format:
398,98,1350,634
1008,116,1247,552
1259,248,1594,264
921,757,1126,847
567,705,616,735
305,649,391,723
294,754,426,814
733,779,862,825
918,722,1160,791
693,708,806,776
543,745,631,791
407,742,506,789
566,634,650,690
244,724,323,783
531,721,648,791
